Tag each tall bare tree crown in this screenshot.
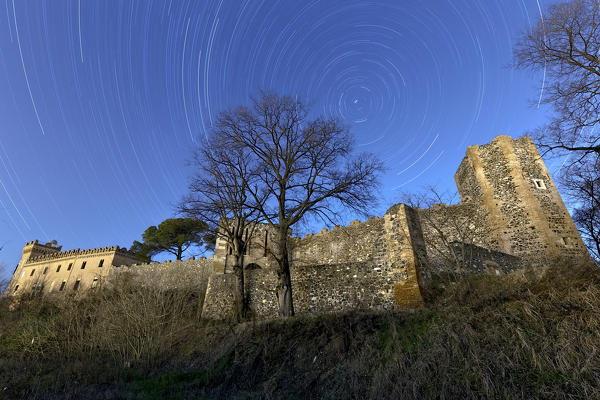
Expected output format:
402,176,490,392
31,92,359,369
515,0,600,157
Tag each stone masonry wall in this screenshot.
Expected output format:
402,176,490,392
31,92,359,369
202,205,427,320
291,217,386,267
109,258,213,289
109,258,214,310
455,135,592,267
11,135,588,321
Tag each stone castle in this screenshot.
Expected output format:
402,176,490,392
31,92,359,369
5,136,593,319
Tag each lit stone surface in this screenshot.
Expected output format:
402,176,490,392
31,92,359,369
6,136,593,321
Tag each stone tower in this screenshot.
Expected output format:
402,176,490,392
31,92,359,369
455,135,590,266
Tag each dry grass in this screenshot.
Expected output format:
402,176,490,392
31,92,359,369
1,263,599,399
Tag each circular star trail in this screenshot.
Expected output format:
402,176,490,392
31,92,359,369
0,0,553,269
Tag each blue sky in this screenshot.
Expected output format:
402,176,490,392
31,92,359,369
0,0,559,278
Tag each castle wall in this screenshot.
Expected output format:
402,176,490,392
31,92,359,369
202,204,426,320
291,217,386,266
6,241,138,296
203,260,417,321
108,257,213,290
212,223,280,273
6,135,591,321
455,135,591,266
416,202,521,276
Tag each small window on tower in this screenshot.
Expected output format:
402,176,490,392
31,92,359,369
56,265,61,272
59,281,66,291
533,179,546,189
30,269,35,276
67,263,73,271
263,231,268,257
73,280,81,291
14,285,19,292
98,259,104,268
81,261,87,270
43,266,48,274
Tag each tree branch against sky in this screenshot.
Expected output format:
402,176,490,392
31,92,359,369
179,136,266,320
515,0,600,157
562,157,600,264
213,92,384,316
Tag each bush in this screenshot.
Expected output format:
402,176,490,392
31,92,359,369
0,263,599,399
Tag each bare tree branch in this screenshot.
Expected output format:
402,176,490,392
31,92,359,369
515,0,600,158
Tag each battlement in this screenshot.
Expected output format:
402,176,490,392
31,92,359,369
5,135,593,320
25,245,134,264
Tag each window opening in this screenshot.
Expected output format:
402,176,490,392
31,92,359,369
264,231,268,257
73,280,81,291
30,269,35,276
56,265,61,272
67,263,73,271
59,281,66,291
533,179,546,189
98,259,104,268
43,266,48,274
81,261,87,270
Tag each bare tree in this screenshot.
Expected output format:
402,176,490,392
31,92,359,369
179,136,266,321
402,187,495,274
561,157,600,264
514,0,600,157
214,92,383,316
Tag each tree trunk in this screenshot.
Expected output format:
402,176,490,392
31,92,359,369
276,227,294,317
176,246,183,260
233,251,247,322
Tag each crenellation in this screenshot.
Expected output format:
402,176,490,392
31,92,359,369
5,135,594,321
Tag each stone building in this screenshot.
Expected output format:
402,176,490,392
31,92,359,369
4,135,594,320
5,240,138,296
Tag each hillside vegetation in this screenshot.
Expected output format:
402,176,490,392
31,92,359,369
1,263,599,399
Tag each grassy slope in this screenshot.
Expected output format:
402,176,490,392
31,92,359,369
1,264,599,399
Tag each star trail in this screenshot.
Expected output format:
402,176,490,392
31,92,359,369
0,0,556,274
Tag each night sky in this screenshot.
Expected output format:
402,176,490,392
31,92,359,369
0,1,558,277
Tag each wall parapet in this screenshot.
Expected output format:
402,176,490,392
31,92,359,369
27,246,135,264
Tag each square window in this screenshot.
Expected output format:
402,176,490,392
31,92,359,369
533,179,546,189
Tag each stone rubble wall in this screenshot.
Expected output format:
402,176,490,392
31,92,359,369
13,135,586,319
416,202,521,277
455,135,592,267
108,258,214,310
201,273,236,320
291,217,386,267
203,261,410,321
